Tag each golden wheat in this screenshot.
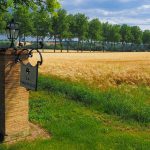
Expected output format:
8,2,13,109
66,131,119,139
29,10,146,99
30,52,150,88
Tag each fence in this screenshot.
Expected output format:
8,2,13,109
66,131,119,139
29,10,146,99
0,40,150,52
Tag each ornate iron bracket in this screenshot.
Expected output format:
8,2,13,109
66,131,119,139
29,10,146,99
28,49,43,66
15,49,43,66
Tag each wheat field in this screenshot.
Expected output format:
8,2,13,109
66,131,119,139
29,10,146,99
30,52,150,88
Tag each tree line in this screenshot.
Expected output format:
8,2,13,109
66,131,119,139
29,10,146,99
0,2,150,51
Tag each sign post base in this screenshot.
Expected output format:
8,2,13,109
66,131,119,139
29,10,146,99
0,49,29,142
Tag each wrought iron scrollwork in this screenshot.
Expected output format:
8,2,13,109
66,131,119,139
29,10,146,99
28,49,43,66
15,49,43,66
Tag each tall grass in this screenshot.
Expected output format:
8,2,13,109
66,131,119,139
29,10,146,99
38,75,150,124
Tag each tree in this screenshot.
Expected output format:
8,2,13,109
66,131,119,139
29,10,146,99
88,18,103,51
109,25,121,43
51,9,68,52
13,6,33,45
120,24,132,43
74,13,88,51
143,30,150,44
131,26,143,44
65,14,75,52
102,23,121,51
32,9,51,46
102,22,111,42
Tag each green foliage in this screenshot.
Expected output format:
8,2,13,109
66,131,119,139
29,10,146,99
120,24,132,43
88,18,103,42
51,9,69,50
52,9,68,39
143,30,150,44
74,13,89,41
131,26,143,44
102,22,111,42
66,14,76,39
14,6,33,36
109,25,121,42
0,11,11,33
32,9,51,37
0,0,61,13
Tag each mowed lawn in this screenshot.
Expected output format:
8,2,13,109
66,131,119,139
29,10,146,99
0,52,150,149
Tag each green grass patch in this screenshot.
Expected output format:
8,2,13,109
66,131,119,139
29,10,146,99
38,75,150,124
1,91,150,150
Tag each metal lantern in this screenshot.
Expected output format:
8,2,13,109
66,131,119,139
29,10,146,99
6,19,19,48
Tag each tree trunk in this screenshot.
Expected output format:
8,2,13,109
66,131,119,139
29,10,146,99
80,40,82,52
24,35,26,46
102,41,105,53
18,35,21,47
90,40,92,52
94,41,96,52
42,38,44,53
19,35,21,44
67,39,70,53
54,35,56,53
60,38,63,52
77,39,80,52
37,36,39,50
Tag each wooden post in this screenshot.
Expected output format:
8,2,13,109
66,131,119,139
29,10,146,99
0,49,29,142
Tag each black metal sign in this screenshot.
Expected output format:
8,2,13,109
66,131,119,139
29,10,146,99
20,63,38,91
16,49,43,91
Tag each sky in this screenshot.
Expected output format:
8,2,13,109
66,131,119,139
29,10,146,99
60,0,150,30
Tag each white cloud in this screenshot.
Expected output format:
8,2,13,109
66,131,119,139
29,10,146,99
61,0,150,30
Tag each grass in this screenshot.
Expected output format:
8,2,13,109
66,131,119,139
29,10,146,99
0,75,149,150
39,75,150,124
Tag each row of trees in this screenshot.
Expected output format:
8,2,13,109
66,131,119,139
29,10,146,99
0,2,150,51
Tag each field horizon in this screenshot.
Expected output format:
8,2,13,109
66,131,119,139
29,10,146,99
31,51,150,88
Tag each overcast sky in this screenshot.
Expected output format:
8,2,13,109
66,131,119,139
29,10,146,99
60,0,150,30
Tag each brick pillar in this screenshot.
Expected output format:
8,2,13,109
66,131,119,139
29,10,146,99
0,49,29,142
